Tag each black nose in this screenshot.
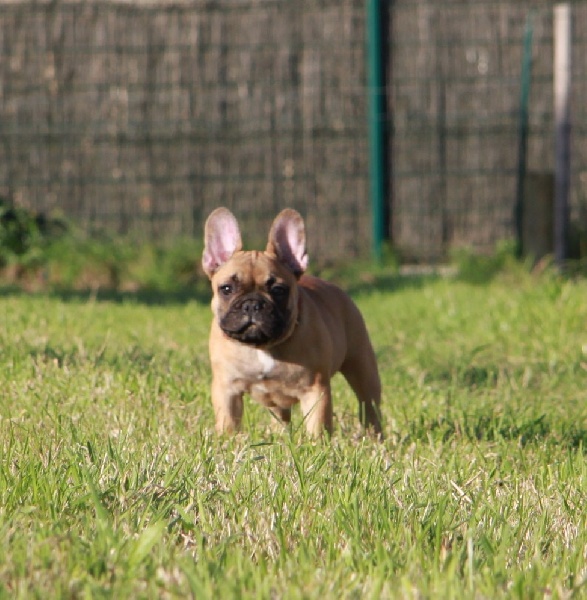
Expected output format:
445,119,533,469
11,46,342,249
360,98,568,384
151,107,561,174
241,297,265,315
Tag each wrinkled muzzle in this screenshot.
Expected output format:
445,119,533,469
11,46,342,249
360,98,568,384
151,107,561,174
219,293,289,346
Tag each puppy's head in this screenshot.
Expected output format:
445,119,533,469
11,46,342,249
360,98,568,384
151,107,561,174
202,208,308,347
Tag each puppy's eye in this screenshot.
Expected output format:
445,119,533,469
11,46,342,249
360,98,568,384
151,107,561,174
270,285,288,299
219,284,233,296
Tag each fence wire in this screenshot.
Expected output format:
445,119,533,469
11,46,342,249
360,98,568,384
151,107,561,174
0,0,585,262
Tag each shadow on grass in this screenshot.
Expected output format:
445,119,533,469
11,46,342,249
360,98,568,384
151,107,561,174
0,283,212,306
316,265,454,297
405,410,587,452
0,269,451,305
345,274,441,297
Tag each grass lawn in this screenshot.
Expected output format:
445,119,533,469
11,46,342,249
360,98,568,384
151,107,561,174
0,267,586,598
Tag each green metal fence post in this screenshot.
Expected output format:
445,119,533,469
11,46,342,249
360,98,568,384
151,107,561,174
367,0,386,263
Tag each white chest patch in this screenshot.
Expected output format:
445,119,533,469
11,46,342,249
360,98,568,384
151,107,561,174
256,349,276,378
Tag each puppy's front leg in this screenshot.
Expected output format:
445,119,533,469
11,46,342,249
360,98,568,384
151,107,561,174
300,379,333,437
211,377,244,433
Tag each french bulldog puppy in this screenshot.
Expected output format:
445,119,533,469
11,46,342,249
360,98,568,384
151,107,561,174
202,207,382,437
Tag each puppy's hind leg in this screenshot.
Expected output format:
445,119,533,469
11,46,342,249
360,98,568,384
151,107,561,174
341,351,382,437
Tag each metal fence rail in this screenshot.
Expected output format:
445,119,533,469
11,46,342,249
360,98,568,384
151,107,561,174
0,0,585,262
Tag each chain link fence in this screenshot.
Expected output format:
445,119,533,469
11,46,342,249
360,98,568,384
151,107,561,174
0,0,585,263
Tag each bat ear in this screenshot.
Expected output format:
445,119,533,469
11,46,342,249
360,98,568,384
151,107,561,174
266,209,308,277
202,208,242,278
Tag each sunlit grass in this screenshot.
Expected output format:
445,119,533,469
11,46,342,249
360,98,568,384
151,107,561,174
0,267,586,598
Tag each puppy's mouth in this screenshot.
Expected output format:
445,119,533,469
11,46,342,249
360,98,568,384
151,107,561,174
219,294,290,346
